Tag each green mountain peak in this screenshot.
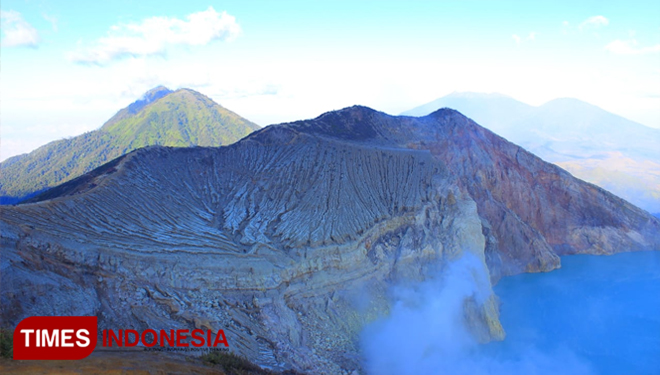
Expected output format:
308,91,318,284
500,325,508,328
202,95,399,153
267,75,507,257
0,87,260,204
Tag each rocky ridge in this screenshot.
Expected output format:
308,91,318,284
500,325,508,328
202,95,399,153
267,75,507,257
1,106,658,374
402,92,660,213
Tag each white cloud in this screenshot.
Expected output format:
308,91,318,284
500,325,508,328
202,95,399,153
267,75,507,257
0,10,41,47
68,7,240,65
512,32,535,45
43,13,58,32
580,15,609,30
605,39,660,55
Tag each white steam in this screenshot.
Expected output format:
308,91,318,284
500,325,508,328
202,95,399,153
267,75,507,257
360,253,594,375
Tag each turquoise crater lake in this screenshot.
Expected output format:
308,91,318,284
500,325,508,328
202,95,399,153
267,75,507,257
487,251,660,375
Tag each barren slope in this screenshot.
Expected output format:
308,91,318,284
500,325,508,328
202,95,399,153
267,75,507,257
2,106,658,373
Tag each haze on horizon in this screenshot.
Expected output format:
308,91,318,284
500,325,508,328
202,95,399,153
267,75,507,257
1,0,659,161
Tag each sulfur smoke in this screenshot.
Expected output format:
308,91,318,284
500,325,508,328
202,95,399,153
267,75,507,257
360,253,594,375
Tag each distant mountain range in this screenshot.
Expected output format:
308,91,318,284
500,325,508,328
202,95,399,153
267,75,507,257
0,87,259,204
402,93,660,214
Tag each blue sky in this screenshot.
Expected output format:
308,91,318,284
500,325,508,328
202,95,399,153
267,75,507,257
1,0,659,160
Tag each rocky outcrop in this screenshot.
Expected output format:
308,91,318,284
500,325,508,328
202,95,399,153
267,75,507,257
2,106,658,374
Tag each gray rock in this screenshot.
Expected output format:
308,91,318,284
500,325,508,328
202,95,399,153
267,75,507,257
1,106,658,374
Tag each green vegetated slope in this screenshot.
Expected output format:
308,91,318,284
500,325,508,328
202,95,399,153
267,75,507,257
0,87,259,203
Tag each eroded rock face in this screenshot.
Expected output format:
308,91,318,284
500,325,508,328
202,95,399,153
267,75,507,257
2,106,658,374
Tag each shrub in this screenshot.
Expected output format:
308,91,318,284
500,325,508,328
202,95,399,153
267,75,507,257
0,328,13,359
201,351,266,375
200,351,308,375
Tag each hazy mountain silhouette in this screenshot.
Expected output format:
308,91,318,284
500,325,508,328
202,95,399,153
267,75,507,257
403,92,660,213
